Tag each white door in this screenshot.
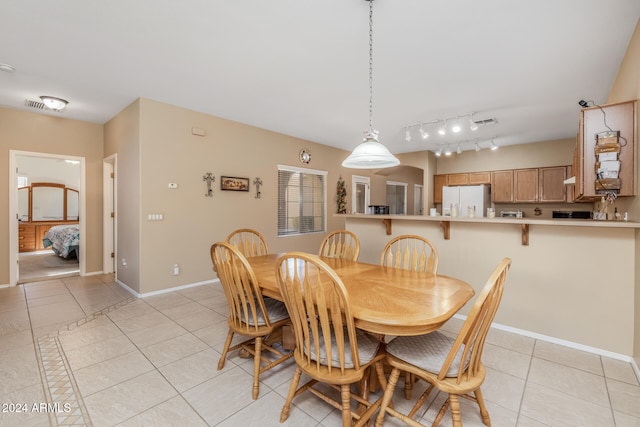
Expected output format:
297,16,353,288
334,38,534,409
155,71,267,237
352,175,370,214
386,181,408,215
414,184,424,215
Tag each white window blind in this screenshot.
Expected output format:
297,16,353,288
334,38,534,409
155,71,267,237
277,165,327,236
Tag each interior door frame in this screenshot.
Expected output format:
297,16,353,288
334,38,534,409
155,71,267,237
103,155,117,276
351,175,370,214
9,150,86,286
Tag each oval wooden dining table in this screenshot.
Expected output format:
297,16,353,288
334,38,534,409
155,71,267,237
246,254,475,336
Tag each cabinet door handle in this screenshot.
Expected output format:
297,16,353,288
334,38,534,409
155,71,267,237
18,236,24,240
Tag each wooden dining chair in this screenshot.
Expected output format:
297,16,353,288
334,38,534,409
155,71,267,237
380,234,440,398
380,234,439,273
318,229,360,261
210,241,293,399
226,228,270,257
375,257,512,427
276,252,387,426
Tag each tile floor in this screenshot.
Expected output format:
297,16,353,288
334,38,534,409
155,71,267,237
1,274,639,426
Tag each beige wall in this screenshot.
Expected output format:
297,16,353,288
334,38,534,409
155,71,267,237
109,98,356,294
435,138,575,174
0,108,104,286
104,100,142,292
607,18,640,368
346,216,636,355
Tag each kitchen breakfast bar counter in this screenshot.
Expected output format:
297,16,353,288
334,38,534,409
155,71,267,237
339,213,640,364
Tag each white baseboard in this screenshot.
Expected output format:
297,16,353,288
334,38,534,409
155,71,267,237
453,313,640,378
116,278,220,299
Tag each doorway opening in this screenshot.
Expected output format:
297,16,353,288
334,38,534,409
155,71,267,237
9,150,86,285
351,175,370,214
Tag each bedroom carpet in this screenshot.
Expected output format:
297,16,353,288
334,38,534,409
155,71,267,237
19,250,79,283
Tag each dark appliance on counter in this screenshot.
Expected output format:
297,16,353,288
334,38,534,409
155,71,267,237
552,211,592,219
500,210,523,218
368,205,389,214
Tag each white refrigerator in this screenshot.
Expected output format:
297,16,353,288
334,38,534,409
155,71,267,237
442,185,491,217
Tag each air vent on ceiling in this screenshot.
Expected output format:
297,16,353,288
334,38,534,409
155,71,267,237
24,98,47,110
473,118,497,127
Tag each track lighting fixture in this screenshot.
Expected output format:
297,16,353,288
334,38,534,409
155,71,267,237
405,128,412,142
438,120,447,136
444,146,452,156
490,140,498,151
469,116,479,131
451,119,462,133
456,145,462,154
403,112,496,140
419,125,429,140
435,147,442,157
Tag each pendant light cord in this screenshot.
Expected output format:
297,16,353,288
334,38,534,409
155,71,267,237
368,0,374,134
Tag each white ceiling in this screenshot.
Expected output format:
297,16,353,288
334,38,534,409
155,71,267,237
1,1,639,155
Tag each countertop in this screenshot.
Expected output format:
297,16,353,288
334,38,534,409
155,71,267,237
337,213,640,229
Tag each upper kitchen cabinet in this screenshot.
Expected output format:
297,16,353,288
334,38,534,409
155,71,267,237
433,174,447,204
573,100,636,200
434,172,492,204
514,168,539,203
491,170,514,203
539,166,568,202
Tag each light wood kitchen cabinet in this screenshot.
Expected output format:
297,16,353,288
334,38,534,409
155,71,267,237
539,166,567,202
468,172,491,185
433,174,447,204
574,100,636,200
491,170,514,203
514,168,539,202
446,173,469,186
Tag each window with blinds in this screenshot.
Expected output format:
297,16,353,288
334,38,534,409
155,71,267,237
277,165,327,236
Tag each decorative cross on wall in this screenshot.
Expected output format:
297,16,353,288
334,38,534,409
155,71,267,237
253,177,262,199
203,172,215,197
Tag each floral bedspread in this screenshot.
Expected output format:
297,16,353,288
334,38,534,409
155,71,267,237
43,224,80,258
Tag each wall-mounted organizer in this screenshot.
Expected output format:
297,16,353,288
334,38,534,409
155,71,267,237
594,131,621,193
573,100,636,201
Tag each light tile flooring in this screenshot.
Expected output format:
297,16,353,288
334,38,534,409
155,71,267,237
1,274,639,426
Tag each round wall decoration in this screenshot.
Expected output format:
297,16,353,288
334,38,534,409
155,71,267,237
299,149,311,164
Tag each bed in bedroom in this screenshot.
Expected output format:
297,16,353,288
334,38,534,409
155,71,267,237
43,224,80,259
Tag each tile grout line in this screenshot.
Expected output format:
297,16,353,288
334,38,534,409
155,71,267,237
30,292,138,427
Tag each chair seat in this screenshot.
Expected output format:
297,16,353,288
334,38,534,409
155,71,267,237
308,328,381,369
386,331,467,377
241,297,289,326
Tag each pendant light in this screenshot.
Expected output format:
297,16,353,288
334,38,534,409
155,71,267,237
342,0,400,169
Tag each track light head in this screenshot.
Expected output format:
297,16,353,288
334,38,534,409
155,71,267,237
405,128,412,142
419,125,429,140
469,117,479,131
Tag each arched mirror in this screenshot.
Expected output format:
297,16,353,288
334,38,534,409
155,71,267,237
67,188,79,220
32,183,65,221
19,182,79,222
